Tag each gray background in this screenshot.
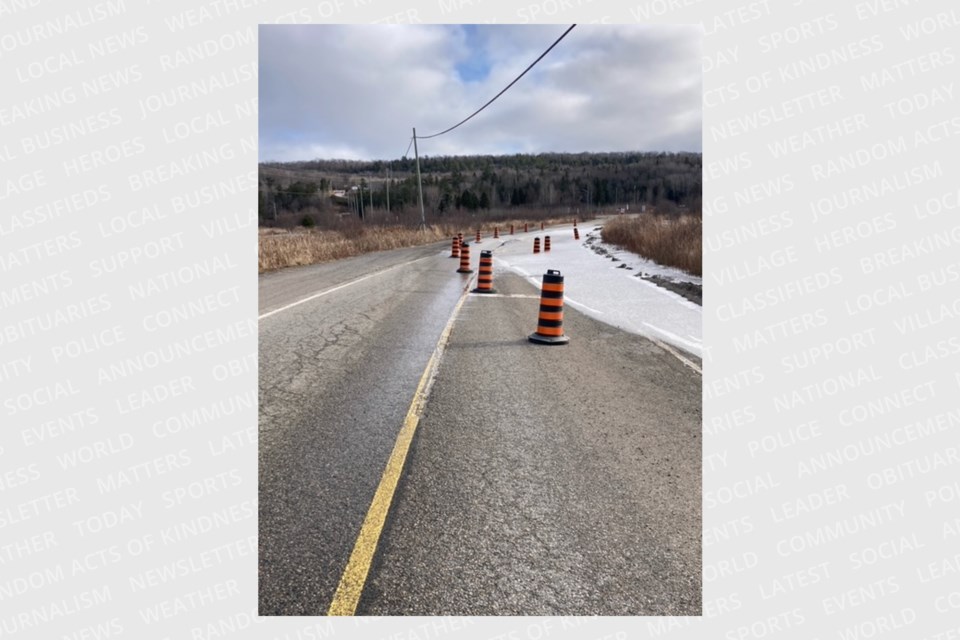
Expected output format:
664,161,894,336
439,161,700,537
1,0,958,638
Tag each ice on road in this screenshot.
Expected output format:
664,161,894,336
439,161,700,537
487,218,703,358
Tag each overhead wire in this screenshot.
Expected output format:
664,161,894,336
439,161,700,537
258,188,331,195
417,24,576,140
262,26,575,200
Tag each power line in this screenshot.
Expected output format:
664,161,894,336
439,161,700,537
402,137,414,158
258,188,328,195
259,185,401,197
418,24,576,140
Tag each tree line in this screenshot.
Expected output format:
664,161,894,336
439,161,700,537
259,151,701,225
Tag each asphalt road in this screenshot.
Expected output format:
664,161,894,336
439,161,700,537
259,236,701,616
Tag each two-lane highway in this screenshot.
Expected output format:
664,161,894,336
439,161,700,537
259,232,701,615
259,240,467,615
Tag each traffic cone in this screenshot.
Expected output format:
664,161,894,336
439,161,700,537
529,269,569,345
533,237,540,254
457,242,473,273
450,236,460,258
475,229,481,243
544,236,551,252
574,228,580,240
472,250,496,293
494,227,499,239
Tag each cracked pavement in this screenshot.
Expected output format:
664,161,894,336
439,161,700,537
258,242,466,615
259,240,701,616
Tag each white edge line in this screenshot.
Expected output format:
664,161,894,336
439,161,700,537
482,251,699,374
640,322,702,375
643,321,702,352
650,336,702,375
565,298,604,315
258,256,431,320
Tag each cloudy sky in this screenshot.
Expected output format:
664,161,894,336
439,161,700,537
259,24,701,162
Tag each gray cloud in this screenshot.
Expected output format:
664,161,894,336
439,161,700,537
259,24,702,161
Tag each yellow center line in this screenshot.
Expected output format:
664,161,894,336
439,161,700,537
327,276,473,616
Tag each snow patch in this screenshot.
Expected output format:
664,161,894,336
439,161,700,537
492,218,702,358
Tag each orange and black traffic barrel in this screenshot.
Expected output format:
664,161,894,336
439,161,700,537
574,227,580,240
450,236,460,258
544,235,551,252
524,223,528,233
533,237,540,254
475,229,481,243
493,227,499,239
540,222,545,230
510,224,515,235
573,219,577,227
472,250,496,293
457,241,473,273
529,269,569,345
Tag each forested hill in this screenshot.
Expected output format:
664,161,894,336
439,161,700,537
259,151,702,222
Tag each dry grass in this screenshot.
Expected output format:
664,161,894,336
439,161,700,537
601,214,702,276
259,226,447,271
258,215,579,271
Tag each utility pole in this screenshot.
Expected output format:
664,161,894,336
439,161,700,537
413,127,426,230
386,167,390,214
358,183,364,220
